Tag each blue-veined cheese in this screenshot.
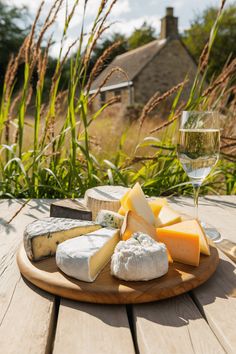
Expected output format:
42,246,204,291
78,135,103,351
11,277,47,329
96,209,124,228
56,228,120,282
24,217,101,261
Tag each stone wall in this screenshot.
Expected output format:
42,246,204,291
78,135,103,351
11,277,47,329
89,87,131,113
133,39,198,105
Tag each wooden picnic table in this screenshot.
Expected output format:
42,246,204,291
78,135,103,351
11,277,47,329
0,196,236,354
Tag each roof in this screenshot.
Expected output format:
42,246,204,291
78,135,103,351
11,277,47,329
90,38,167,92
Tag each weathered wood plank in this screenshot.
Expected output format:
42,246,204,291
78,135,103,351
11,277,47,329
133,293,224,354
0,200,56,354
192,250,236,354
169,196,236,242
0,199,27,225
53,300,135,354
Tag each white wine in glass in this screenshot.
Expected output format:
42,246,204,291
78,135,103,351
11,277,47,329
177,111,221,241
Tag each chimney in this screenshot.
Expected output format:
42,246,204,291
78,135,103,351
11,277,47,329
160,7,178,39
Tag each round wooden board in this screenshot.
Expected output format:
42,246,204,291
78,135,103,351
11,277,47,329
17,243,219,304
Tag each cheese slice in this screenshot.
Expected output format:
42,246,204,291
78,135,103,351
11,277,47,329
156,205,181,227
148,197,168,217
121,210,157,241
164,219,210,256
24,217,101,261
156,226,200,266
123,182,156,225
56,228,120,282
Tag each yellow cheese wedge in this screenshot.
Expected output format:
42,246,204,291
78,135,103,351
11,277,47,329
148,198,168,217
118,206,127,216
156,205,181,227
123,182,156,226
166,219,210,256
121,210,157,241
156,226,200,266
120,189,131,207
120,210,173,263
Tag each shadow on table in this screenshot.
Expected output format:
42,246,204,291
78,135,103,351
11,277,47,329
132,257,236,329
204,196,236,209
0,221,16,234
191,257,236,305
170,195,236,210
24,199,52,219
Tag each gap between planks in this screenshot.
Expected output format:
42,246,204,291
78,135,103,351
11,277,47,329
7,199,30,224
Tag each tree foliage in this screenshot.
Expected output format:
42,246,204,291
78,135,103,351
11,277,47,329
128,22,156,50
89,32,127,78
0,2,30,81
182,5,236,78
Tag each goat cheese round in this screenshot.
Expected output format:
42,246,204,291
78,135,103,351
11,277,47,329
111,232,168,281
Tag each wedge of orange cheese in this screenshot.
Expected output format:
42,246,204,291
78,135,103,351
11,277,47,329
156,205,182,227
156,220,202,266
168,219,210,256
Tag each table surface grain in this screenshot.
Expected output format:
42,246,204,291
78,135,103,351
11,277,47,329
0,196,235,354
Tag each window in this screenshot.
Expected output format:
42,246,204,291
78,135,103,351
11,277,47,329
100,91,106,106
114,89,121,102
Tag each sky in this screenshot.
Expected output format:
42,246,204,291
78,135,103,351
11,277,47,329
7,0,235,56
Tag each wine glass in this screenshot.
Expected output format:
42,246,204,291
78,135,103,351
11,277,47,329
177,111,221,241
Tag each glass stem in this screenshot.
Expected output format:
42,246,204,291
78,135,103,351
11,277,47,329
192,183,201,220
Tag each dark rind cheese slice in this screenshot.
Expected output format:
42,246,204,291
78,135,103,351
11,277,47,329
50,199,92,220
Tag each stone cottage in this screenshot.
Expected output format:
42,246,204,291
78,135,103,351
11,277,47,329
89,7,198,113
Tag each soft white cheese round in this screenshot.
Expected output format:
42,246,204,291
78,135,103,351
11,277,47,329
111,232,168,281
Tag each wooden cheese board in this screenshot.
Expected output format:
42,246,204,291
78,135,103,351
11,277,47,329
17,242,219,304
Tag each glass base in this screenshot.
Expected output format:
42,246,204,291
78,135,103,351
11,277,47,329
201,221,222,242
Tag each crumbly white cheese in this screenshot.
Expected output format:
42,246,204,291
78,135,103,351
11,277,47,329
96,209,124,228
24,217,101,261
56,228,120,282
111,232,168,281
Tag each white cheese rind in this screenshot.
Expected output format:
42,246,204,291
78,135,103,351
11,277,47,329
111,232,168,281
24,217,101,261
84,185,129,219
96,210,124,229
56,228,120,282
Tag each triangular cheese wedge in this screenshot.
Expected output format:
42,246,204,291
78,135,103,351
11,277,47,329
156,224,200,266
123,183,156,226
156,205,181,227
163,219,210,256
121,210,157,241
148,198,168,217
121,211,173,263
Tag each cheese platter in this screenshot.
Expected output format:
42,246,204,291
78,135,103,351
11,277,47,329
17,183,219,304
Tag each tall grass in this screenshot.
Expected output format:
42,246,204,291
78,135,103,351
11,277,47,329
0,0,235,198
